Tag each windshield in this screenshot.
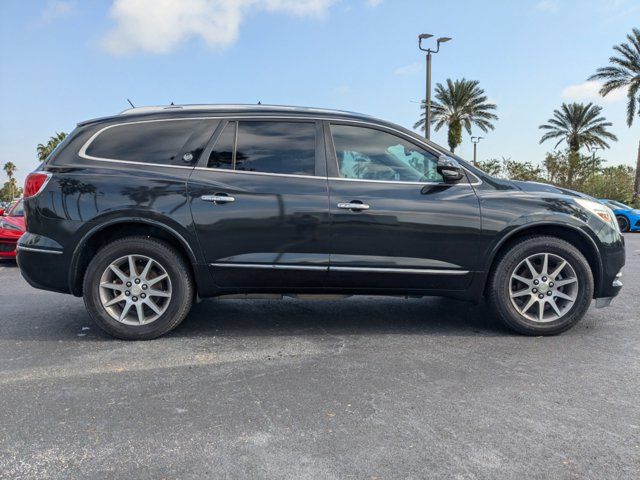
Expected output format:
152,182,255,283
7,199,24,217
606,200,631,210
611,200,631,210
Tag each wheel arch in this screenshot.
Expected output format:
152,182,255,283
483,222,603,298
69,218,199,296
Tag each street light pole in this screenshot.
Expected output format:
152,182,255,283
471,136,483,166
426,49,431,140
418,34,451,140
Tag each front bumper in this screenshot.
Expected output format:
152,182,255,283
593,223,625,300
0,238,17,258
0,228,22,257
595,271,623,308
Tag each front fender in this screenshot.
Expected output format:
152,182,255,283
483,215,602,274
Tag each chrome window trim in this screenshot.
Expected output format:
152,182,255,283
78,157,196,170
194,167,325,181
78,117,215,165
210,262,469,275
77,115,482,185
193,167,475,186
16,246,63,255
328,176,445,186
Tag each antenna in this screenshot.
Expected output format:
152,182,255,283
126,98,135,108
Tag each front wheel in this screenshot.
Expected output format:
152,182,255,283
83,236,194,340
487,236,593,336
616,215,630,232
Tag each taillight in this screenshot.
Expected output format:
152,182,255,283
24,172,52,198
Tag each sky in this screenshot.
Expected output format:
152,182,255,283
1,0,639,185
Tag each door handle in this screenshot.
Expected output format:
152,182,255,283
201,194,235,204
337,201,370,211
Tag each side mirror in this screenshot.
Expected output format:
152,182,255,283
437,155,464,184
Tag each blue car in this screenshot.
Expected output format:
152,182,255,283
599,199,640,232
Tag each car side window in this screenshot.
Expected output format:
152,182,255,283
85,119,218,166
208,122,236,169
206,121,316,176
235,121,316,176
330,124,443,183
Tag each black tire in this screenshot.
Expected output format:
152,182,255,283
616,215,630,232
83,236,194,340
487,236,593,336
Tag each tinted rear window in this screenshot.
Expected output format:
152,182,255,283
235,121,316,176
208,122,236,170
85,119,217,166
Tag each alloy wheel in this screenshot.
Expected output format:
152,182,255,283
509,252,579,323
98,254,172,326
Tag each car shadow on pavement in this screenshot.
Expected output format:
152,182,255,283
1,296,511,343
167,296,511,339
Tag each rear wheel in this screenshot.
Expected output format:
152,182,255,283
616,215,630,232
83,236,194,340
488,236,593,335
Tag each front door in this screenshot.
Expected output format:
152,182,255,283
325,122,482,291
188,119,330,289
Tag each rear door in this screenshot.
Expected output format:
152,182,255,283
324,121,482,291
188,119,330,289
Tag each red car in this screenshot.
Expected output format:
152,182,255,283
0,199,25,259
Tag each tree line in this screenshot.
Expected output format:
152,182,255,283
415,27,640,206
1,132,67,202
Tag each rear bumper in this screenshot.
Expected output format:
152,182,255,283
16,233,70,294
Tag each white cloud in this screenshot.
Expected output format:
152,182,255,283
331,85,352,95
561,80,626,104
367,0,382,6
394,62,422,76
101,0,337,56
534,0,559,12
39,0,74,24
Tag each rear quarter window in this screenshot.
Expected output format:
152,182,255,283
84,119,218,166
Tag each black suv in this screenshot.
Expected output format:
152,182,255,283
17,105,625,339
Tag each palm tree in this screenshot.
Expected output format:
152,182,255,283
589,28,640,204
3,162,16,199
414,78,498,153
538,102,617,153
37,132,67,162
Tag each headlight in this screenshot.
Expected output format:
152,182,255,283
575,198,619,231
0,220,22,232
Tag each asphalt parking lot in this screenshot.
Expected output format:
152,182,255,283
0,235,638,479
